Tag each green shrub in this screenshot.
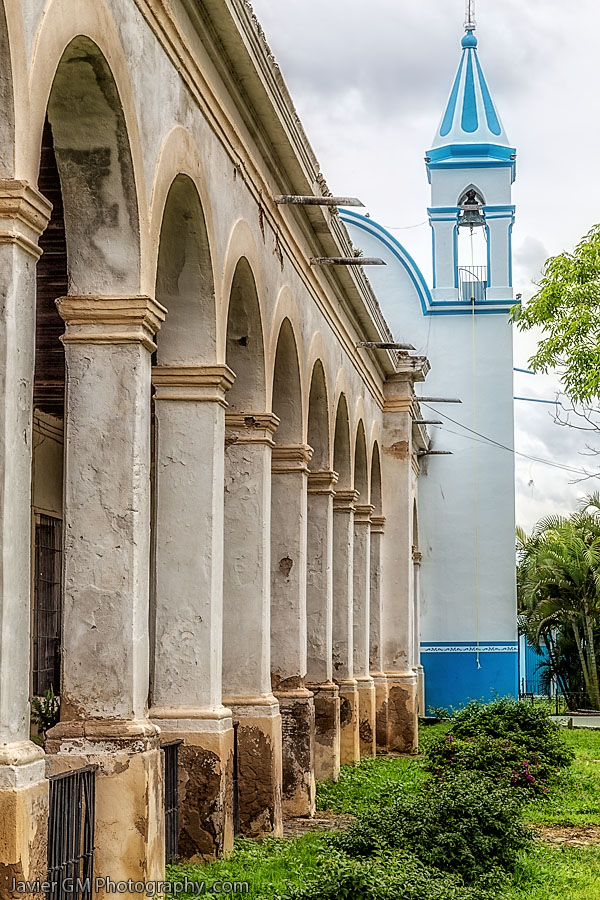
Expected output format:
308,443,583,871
449,699,574,770
333,771,532,883
425,732,555,796
277,849,496,900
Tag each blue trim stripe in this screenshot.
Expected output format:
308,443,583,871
340,210,515,317
474,54,502,136
440,54,465,137
462,52,478,133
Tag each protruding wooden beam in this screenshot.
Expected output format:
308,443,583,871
357,342,416,351
413,420,443,426
276,195,364,207
418,397,462,404
418,450,454,456
310,257,386,266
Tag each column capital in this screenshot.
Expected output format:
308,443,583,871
271,443,313,473
371,515,386,534
354,503,375,524
307,470,339,495
152,364,235,404
333,489,359,512
225,411,279,445
56,295,167,352
383,396,413,414
0,179,52,258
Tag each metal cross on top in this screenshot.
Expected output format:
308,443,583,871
465,0,476,31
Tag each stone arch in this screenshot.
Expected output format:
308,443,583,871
307,361,330,471
333,394,351,490
148,126,217,299
354,421,368,501
41,35,141,294
0,0,15,176
226,256,266,410
220,219,267,366
271,318,302,445
155,174,217,364
370,443,382,516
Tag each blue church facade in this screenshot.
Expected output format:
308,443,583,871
344,18,519,711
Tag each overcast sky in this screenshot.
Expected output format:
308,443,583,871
250,0,600,531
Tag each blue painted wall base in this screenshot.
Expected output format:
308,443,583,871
422,642,518,712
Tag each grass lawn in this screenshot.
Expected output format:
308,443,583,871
167,724,600,899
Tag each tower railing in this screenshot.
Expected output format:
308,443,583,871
458,265,487,302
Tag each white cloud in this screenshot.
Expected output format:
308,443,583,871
250,0,600,527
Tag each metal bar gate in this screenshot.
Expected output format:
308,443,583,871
161,740,182,865
47,766,96,900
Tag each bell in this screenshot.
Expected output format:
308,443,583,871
459,205,485,228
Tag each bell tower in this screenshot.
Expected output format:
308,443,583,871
426,12,516,307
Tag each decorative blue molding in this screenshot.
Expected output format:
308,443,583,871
462,52,478,133
440,54,466,137
340,210,515,317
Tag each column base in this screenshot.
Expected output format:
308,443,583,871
385,673,419,753
336,680,360,766
413,665,426,717
224,696,283,838
274,689,315,817
0,742,48,900
371,672,389,750
45,720,164,893
150,706,234,860
355,676,376,758
308,682,340,782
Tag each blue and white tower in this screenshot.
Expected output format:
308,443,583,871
342,8,519,710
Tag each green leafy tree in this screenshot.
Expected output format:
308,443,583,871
512,224,600,404
518,498,600,709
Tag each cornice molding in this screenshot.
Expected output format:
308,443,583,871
333,489,359,512
0,180,52,259
56,296,167,352
271,443,313,473
307,470,339,495
355,503,375,524
152,364,235,404
225,411,279,446
371,515,386,534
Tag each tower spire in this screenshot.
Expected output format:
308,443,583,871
465,0,476,32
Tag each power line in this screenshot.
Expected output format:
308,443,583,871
423,404,599,479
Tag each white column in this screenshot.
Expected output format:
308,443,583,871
46,295,166,887
369,516,389,748
353,504,376,758
332,489,360,765
270,444,314,816
306,471,340,781
150,364,235,858
222,412,282,837
430,215,459,301
486,215,514,301
0,181,52,894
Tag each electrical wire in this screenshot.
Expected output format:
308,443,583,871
423,407,599,478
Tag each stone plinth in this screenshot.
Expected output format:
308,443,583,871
225,697,283,837
333,491,360,765
308,681,340,782
353,505,375,758
45,722,164,894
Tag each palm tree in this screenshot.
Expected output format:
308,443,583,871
518,502,600,710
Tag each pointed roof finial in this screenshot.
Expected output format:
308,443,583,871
465,0,476,32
